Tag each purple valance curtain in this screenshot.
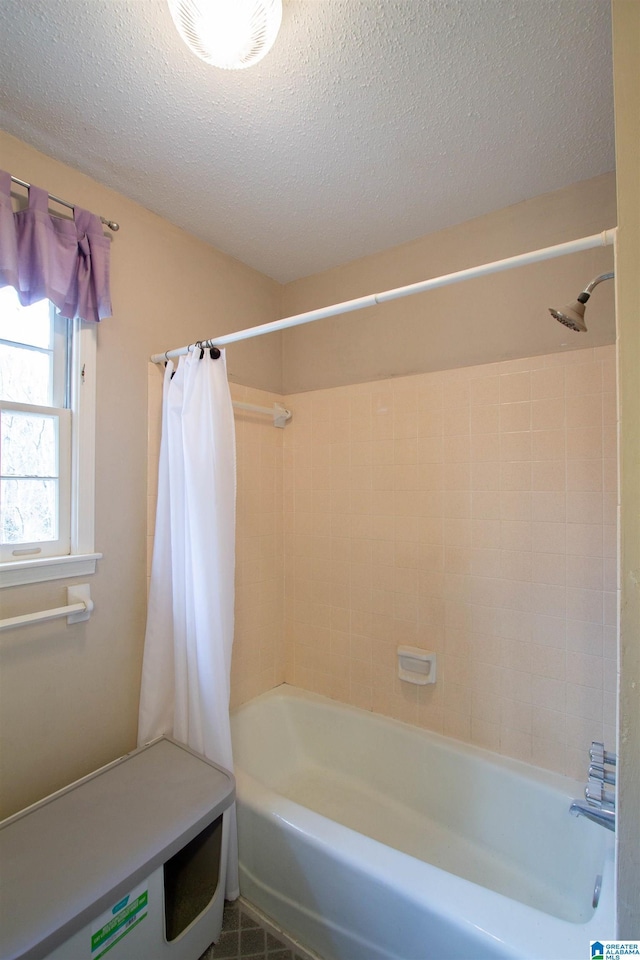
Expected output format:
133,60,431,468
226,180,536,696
0,169,112,322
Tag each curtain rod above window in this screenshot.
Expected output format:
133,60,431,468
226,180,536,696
10,175,120,232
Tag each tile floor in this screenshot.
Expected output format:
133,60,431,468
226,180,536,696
199,900,315,960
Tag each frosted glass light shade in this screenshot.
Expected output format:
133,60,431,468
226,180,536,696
168,0,282,70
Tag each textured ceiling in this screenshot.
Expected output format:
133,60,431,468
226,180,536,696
0,0,614,283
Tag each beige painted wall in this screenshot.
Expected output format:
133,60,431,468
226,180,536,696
612,0,640,938
282,174,616,394
0,131,282,818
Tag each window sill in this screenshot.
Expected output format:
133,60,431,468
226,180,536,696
0,553,102,588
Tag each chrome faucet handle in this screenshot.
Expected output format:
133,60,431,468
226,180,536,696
588,762,616,785
590,741,617,767
585,780,615,809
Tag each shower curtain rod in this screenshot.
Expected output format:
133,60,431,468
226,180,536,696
10,175,120,232
150,228,616,364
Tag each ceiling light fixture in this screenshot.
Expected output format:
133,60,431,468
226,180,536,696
167,0,282,70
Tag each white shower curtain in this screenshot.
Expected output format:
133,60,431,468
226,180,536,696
138,349,238,899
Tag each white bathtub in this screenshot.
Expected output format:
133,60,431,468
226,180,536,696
231,685,615,960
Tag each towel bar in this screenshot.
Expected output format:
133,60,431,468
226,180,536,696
0,584,93,632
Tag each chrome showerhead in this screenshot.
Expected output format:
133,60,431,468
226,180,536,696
549,272,614,333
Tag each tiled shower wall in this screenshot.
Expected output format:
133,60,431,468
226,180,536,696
283,345,617,780
148,345,617,780
230,383,285,707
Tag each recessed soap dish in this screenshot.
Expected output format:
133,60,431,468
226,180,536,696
397,645,436,685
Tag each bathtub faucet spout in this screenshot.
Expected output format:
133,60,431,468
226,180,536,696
569,801,615,832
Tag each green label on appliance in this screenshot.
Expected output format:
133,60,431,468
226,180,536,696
90,884,148,958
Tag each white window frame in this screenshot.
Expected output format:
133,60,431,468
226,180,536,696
0,317,101,587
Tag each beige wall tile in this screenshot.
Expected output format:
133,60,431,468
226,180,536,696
147,343,616,781
277,344,615,778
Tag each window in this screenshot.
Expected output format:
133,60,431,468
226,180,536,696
0,287,100,586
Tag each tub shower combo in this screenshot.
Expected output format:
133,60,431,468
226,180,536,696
148,233,618,960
